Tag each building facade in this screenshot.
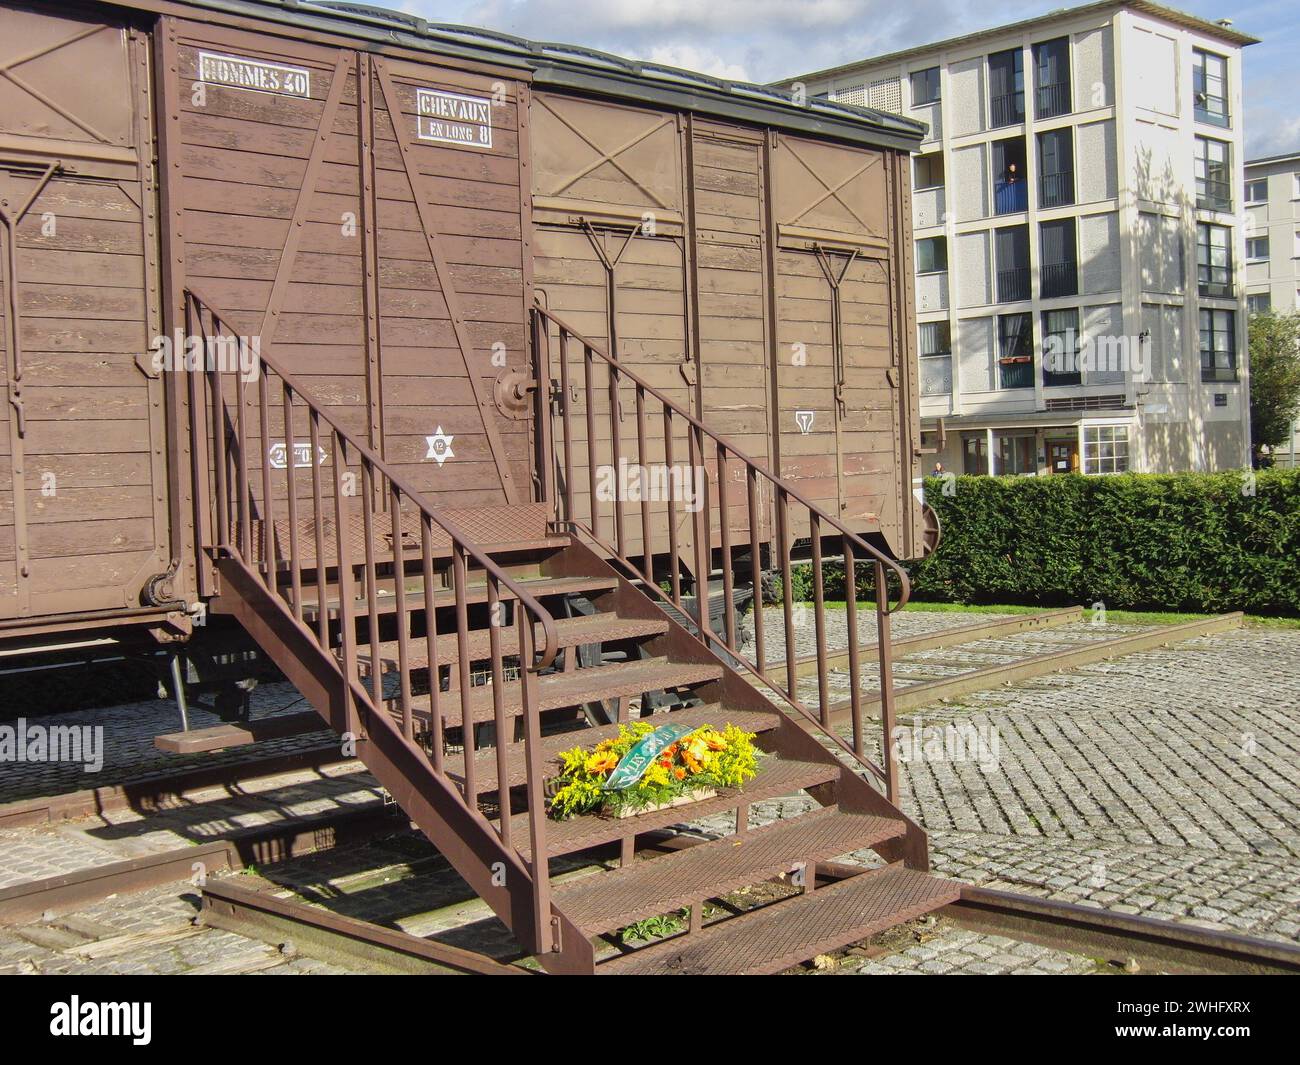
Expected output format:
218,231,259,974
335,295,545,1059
780,1,1255,476
1244,151,1300,468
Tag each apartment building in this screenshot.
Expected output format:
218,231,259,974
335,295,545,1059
779,2,1256,475
1244,152,1300,467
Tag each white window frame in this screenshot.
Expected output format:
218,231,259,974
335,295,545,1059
1081,423,1131,475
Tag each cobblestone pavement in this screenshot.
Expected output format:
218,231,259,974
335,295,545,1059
0,678,338,804
710,621,1300,959
0,761,378,889
825,923,1108,975
0,883,357,975
2,611,1296,974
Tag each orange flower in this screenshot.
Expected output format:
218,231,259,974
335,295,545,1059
673,767,686,780
701,733,728,751
682,749,702,773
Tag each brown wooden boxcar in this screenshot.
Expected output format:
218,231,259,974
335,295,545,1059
1,0,983,976
0,0,927,645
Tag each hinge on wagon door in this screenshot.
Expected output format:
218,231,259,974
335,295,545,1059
679,354,697,388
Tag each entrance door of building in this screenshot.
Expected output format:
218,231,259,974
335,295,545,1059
1047,437,1079,474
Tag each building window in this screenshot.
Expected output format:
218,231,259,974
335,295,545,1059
994,432,1036,475
1246,235,1269,262
918,321,952,396
997,312,1033,389
1039,218,1078,298
1245,177,1267,203
1037,128,1075,208
913,152,944,190
1042,308,1081,386
1194,137,1232,211
995,225,1030,302
1033,37,1071,119
988,48,1025,128
992,137,1027,214
962,433,989,475
1197,223,1233,297
1247,292,1272,315
916,236,948,273
1192,50,1229,127
1082,425,1130,474
1199,308,1237,382
911,66,940,106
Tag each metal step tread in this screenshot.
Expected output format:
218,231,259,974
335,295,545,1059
449,704,781,792
301,574,620,620
597,865,962,975
400,658,725,726
359,611,670,675
504,755,842,859
555,806,906,937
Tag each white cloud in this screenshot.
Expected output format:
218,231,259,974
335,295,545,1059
634,44,749,81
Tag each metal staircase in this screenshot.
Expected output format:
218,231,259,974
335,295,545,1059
186,289,960,975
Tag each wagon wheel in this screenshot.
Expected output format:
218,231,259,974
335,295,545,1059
920,501,942,557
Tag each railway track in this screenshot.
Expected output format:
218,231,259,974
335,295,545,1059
1,607,1289,976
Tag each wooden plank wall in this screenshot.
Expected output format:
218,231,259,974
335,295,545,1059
0,6,169,618
166,19,529,525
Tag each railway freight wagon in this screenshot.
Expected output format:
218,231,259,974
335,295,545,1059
0,0,960,975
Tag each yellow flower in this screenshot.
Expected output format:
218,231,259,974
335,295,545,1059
585,751,619,774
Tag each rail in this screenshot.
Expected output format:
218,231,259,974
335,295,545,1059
184,288,560,954
531,303,913,801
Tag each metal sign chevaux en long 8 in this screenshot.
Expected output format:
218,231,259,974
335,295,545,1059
416,88,493,149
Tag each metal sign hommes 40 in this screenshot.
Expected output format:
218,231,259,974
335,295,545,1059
196,51,311,97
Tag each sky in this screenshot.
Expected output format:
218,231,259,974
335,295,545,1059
394,0,1299,159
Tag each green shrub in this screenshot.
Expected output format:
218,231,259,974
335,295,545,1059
907,470,1300,615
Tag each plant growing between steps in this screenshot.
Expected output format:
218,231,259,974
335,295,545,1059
549,721,760,819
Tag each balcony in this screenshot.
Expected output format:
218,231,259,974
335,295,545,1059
1043,363,1082,387
998,356,1034,389
1199,274,1234,299
993,178,1028,215
990,90,1024,128
1040,260,1078,298
1039,169,1074,208
920,354,952,396
1197,177,1231,212
1201,362,1237,383
1035,81,1070,119
1195,92,1229,128
997,266,1030,303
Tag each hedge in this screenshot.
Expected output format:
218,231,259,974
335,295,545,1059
779,470,1300,616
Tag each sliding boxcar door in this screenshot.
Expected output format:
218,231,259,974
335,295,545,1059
530,92,693,562
0,6,169,618
364,54,529,507
769,133,901,545
162,19,530,542
688,121,774,549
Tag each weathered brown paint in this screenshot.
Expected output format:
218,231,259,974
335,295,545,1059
0,0,924,639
